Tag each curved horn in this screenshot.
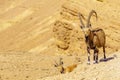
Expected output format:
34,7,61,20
78,12,85,28
86,10,97,28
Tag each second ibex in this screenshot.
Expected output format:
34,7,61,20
78,10,106,64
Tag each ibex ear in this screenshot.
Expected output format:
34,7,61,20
54,62,58,67
89,23,91,27
80,26,83,29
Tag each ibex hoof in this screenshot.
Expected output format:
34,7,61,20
93,61,96,64
93,61,98,64
103,58,107,61
87,61,90,65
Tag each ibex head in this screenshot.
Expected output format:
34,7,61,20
54,58,64,74
78,10,97,40
54,58,77,73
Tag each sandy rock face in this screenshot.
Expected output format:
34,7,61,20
53,20,73,50
53,20,84,55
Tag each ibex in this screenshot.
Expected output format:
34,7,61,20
54,58,77,74
78,10,106,64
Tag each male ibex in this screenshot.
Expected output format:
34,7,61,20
54,58,77,74
78,10,106,64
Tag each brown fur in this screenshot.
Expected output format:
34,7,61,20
65,64,77,73
57,64,77,74
54,58,77,73
78,10,106,64
86,28,106,49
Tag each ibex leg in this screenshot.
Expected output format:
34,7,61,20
103,46,106,59
87,47,90,65
93,48,99,64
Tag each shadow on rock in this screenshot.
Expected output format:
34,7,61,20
99,56,114,62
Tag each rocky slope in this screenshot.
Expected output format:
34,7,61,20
0,0,120,80
40,51,120,80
